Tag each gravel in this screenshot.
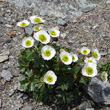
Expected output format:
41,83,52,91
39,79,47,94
5,0,102,19
0,18,7,24
0,99,2,108
8,68,19,77
57,19,67,26
3,36,12,43
0,0,109,110
22,105,33,110
0,56,8,63
1,70,13,81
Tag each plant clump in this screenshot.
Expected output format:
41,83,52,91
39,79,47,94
17,16,108,104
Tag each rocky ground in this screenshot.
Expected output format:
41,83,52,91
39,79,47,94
0,0,110,110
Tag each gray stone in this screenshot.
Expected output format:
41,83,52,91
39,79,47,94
86,77,110,105
75,0,96,12
1,50,10,56
1,70,13,81
0,18,6,24
0,84,5,90
17,94,23,99
3,36,11,43
8,68,19,77
5,24,13,28
86,108,94,110
106,0,110,4
40,10,46,16
82,6,95,13
92,24,98,29
9,89,15,96
17,93,28,99
3,64,8,69
22,105,33,110
17,82,24,91
13,85,18,91
100,52,108,56
0,99,2,108
15,103,23,110
57,19,67,26
0,56,8,63
22,93,28,100
78,101,92,110
101,32,108,38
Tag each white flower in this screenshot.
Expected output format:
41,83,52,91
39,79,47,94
60,51,72,65
84,57,97,64
82,63,97,77
22,37,34,48
34,30,50,44
30,15,45,24
48,27,60,37
44,70,57,85
101,71,108,83
91,48,101,60
41,45,56,60
80,47,90,55
71,52,78,62
17,20,30,27
33,26,41,31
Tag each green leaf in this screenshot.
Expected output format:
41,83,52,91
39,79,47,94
51,43,60,51
72,65,82,78
79,77,89,85
33,92,39,99
34,41,39,47
35,83,43,89
25,69,33,77
29,82,35,91
63,96,66,103
20,82,29,91
59,84,68,91
18,66,25,73
76,58,83,64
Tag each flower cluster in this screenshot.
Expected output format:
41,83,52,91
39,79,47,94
17,15,108,103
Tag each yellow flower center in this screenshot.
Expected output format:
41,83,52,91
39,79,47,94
25,40,31,46
46,75,53,82
20,22,27,27
33,18,41,23
82,50,88,55
72,55,75,61
92,51,98,58
38,34,47,42
50,30,57,36
86,66,93,75
62,55,69,62
102,73,105,80
34,26,40,31
44,49,51,57
88,60,93,63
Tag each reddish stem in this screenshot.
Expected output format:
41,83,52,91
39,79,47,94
23,28,27,37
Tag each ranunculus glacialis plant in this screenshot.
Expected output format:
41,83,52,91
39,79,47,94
17,15,107,104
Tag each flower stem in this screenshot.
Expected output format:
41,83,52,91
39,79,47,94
31,31,34,37
23,28,27,37
32,47,37,54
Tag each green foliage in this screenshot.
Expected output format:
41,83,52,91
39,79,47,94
98,61,110,75
18,42,90,104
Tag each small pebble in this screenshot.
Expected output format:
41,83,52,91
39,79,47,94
57,19,67,26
